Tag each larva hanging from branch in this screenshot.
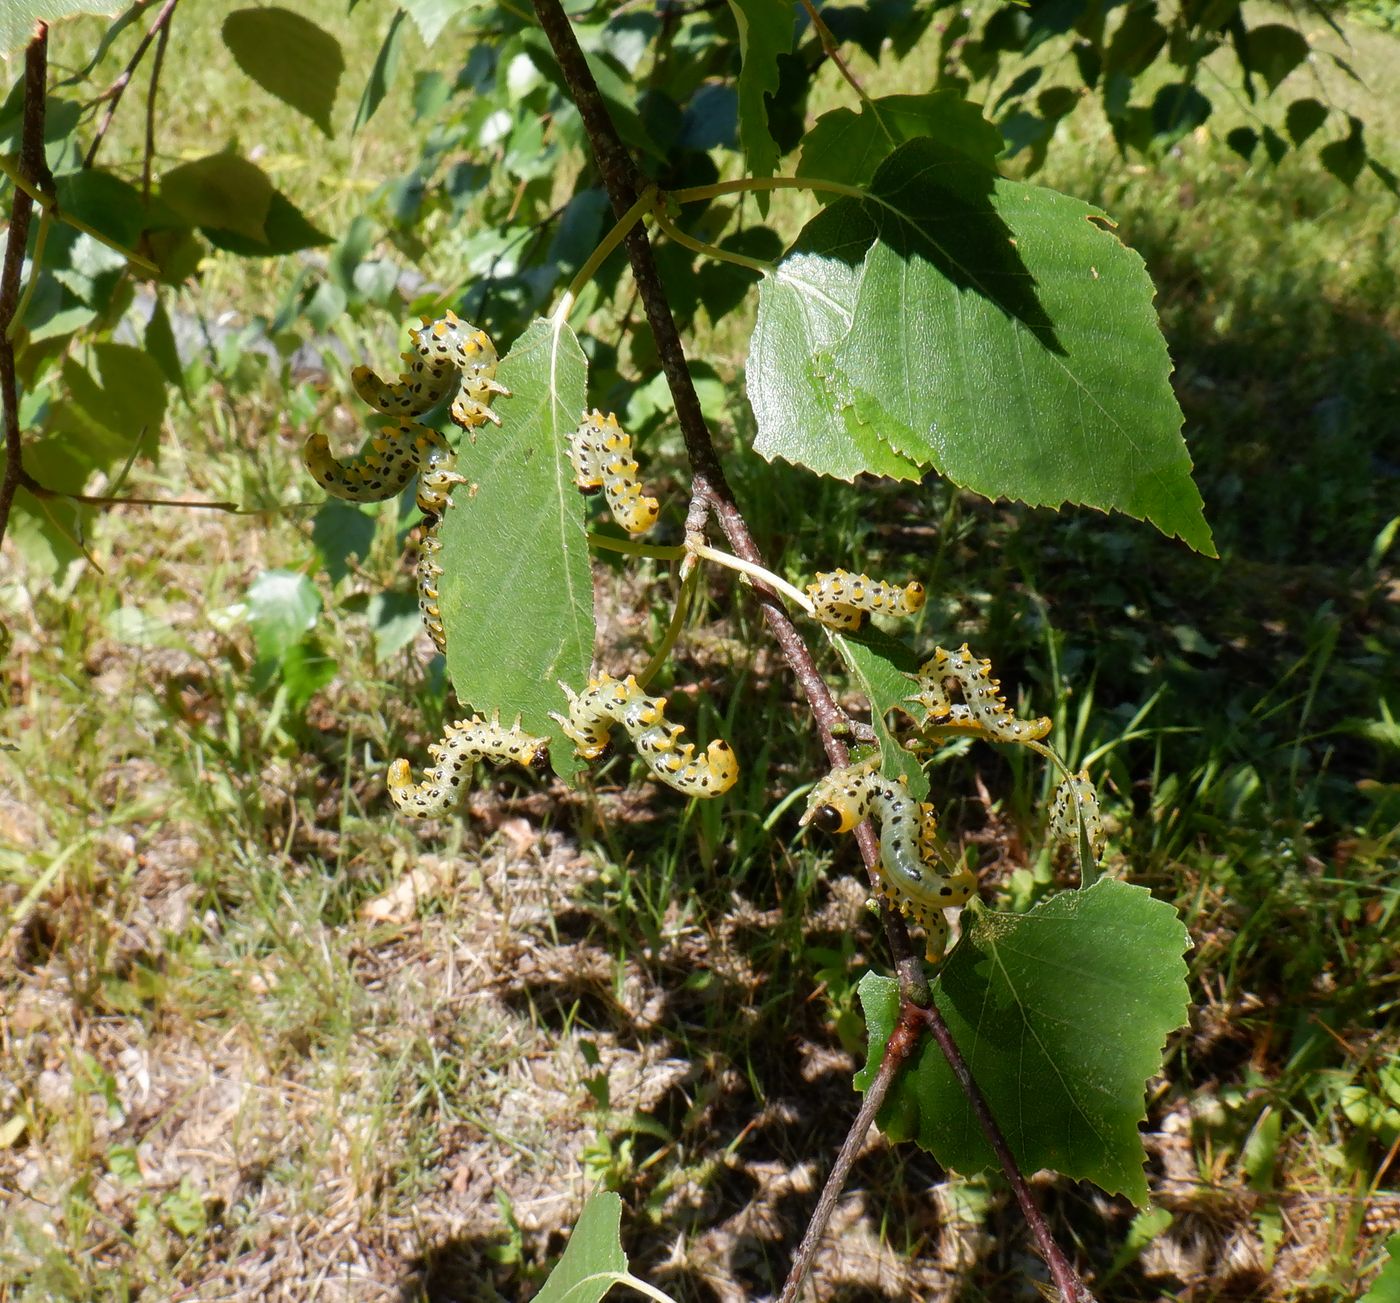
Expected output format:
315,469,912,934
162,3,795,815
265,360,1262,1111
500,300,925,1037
801,757,977,961
1049,769,1105,862
567,410,661,536
387,711,551,818
805,569,926,632
353,311,511,430
904,644,1052,743
551,672,737,797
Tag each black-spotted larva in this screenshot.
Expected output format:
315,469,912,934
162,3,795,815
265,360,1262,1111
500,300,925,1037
416,531,446,655
805,569,926,632
387,711,551,817
904,643,1051,743
1049,769,1104,861
566,410,661,536
303,420,453,508
353,310,510,430
551,672,737,796
801,756,977,960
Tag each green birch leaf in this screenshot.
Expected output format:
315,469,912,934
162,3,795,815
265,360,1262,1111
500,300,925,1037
1241,23,1310,93
726,0,791,185
790,137,1212,554
222,8,344,137
855,878,1191,1204
748,244,923,482
1361,1235,1400,1303
535,1192,629,1303
798,92,1005,188
160,154,272,244
0,1,122,59
831,625,928,799
440,318,593,776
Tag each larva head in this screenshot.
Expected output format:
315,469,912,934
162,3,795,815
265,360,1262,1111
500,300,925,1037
704,739,739,793
809,802,855,834
903,581,927,611
386,759,413,793
526,741,552,773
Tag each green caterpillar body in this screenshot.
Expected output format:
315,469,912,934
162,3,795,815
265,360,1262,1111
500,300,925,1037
802,756,976,960
1049,769,1104,860
552,672,737,797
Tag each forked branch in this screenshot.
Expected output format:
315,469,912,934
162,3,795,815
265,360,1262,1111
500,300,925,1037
528,3,1097,1300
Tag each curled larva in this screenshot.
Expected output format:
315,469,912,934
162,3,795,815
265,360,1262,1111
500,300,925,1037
416,531,446,654
387,711,551,817
551,672,737,797
805,569,926,632
304,420,452,506
801,756,976,961
904,643,1051,743
354,311,511,430
1049,769,1104,861
567,410,661,536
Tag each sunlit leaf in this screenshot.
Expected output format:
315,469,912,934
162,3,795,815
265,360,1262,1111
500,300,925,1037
222,8,344,136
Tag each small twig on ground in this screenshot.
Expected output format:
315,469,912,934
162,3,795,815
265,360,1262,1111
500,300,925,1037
85,0,181,170
0,25,49,552
527,2,1094,1297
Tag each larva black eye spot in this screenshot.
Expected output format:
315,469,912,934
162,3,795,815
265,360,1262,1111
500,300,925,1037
812,804,845,833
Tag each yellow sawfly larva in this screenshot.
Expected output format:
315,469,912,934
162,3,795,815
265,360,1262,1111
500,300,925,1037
1049,769,1104,861
905,643,1051,743
805,569,926,632
551,672,737,797
416,531,446,655
387,711,551,818
566,410,661,536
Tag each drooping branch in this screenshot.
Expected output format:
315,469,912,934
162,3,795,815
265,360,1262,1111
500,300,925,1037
527,4,1097,1300
85,0,181,170
0,25,50,552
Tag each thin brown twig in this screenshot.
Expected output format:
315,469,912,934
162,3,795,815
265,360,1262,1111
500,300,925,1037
84,0,181,170
777,1003,924,1303
18,467,242,513
0,26,49,553
797,0,868,102
527,3,1096,1299
141,5,174,203
911,1002,1099,1302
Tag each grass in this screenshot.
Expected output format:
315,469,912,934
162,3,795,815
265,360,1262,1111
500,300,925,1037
2,1,1400,1300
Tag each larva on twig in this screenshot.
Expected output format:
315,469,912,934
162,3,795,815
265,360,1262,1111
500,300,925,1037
387,711,551,818
805,569,926,632
801,756,977,960
567,410,661,536
552,672,737,796
904,643,1051,743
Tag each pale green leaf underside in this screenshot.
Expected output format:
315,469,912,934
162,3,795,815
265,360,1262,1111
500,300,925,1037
857,878,1191,1204
1,1,122,60
831,625,928,798
440,318,594,775
751,139,1214,555
534,1192,629,1303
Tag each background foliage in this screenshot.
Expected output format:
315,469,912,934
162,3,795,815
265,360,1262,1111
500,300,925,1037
1,0,1398,1299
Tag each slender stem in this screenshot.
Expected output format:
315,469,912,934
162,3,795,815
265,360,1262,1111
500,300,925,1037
142,6,174,203
6,208,48,341
0,26,47,552
777,1004,922,1302
798,0,870,104
689,541,816,613
586,530,686,561
551,185,657,324
911,1002,1099,1303
0,155,159,274
84,0,181,169
671,175,869,206
651,206,775,276
637,563,697,691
